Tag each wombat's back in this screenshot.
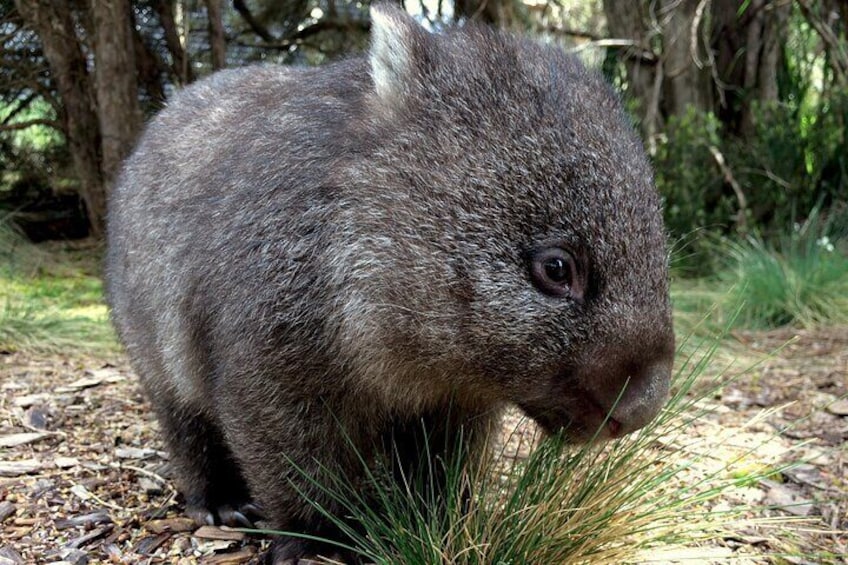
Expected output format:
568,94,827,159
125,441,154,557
106,60,371,405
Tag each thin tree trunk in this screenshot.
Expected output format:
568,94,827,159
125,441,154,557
662,0,713,117
205,0,226,70
153,0,194,84
713,0,790,136
90,0,141,190
14,0,105,237
603,0,659,137
132,11,168,108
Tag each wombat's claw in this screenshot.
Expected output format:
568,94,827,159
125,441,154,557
186,504,216,526
187,502,264,528
217,505,255,528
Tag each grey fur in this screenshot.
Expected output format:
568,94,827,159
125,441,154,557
106,3,674,562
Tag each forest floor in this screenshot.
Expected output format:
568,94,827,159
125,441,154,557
0,327,846,564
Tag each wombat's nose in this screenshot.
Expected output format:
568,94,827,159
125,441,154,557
596,356,673,436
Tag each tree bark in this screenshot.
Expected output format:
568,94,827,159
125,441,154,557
90,0,141,190
153,0,194,84
604,0,789,138
14,0,105,237
713,0,790,136
205,0,227,70
662,0,713,117
603,0,660,137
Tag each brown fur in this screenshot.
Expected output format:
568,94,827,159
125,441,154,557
105,4,674,562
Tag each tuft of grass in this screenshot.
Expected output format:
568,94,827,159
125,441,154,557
671,210,848,332
255,327,831,564
718,228,848,329
0,220,116,354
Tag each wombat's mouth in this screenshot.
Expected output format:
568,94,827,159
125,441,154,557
519,393,623,442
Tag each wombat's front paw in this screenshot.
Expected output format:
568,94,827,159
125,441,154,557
186,500,265,528
266,537,357,565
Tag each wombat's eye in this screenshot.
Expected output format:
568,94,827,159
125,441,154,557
530,248,583,299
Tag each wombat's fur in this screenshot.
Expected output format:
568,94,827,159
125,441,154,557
106,3,674,562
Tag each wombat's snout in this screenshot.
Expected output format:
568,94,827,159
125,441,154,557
599,357,672,437
584,347,674,438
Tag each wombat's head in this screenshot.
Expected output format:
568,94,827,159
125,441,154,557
338,4,674,441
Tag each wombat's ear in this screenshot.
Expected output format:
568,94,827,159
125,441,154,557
369,2,426,103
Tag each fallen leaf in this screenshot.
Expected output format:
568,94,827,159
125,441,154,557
0,546,25,565
69,484,92,501
196,539,238,553
54,375,117,393
0,432,51,448
13,393,48,408
134,533,172,555
194,525,246,542
0,460,42,477
66,525,114,549
764,482,814,516
0,502,15,523
54,511,113,530
825,399,848,416
56,547,89,565
85,367,125,383
55,457,80,469
200,547,257,564
145,517,196,534
114,447,159,460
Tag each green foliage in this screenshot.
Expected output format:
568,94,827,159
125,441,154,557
0,99,68,198
654,108,729,240
0,220,116,353
0,99,62,152
718,212,848,329
258,332,821,563
655,87,848,275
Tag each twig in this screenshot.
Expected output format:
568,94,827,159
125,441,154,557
708,145,748,234
0,118,61,132
690,0,709,69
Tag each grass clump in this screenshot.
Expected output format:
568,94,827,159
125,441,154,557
0,220,116,353
670,210,848,333
719,212,848,329
261,330,825,564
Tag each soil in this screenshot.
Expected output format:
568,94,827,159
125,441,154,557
0,327,846,564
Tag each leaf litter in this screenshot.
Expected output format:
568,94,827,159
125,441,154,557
0,327,845,563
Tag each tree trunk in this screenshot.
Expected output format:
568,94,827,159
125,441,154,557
603,0,789,138
603,0,660,138
662,0,713,117
153,0,194,84
205,0,227,70
90,0,142,191
713,0,790,136
14,0,105,237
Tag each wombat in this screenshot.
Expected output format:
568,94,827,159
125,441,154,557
106,3,674,562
